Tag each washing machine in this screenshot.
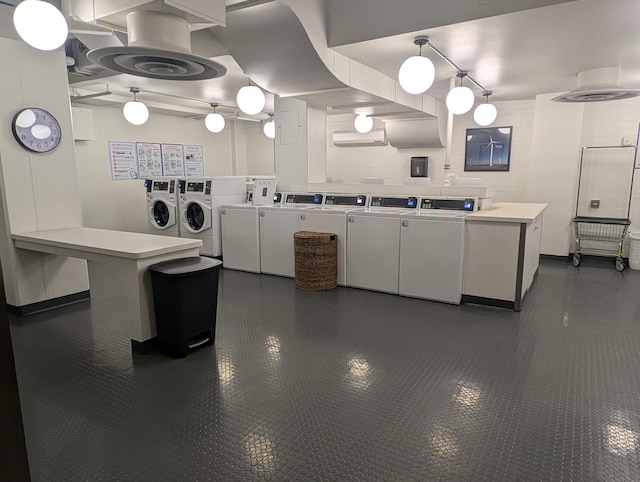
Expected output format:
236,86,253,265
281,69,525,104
259,192,324,277
178,176,246,257
220,182,280,273
346,196,418,294
298,194,368,286
398,197,477,304
144,177,180,236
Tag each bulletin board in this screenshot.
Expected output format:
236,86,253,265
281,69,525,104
108,141,204,180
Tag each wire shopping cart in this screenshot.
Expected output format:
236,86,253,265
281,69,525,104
572,146,636,271
572,217,630,271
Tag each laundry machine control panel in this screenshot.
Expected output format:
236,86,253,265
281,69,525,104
420,198,477,211
144,179,176,196
284,193,324,205
324,195,367,206
369,196,418,209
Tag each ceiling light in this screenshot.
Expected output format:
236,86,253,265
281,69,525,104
13,0,68,51
474,92,498,126
237,83,265,116
354,114,373,133
446,72,475,115
123,88,149,125
205,104,225,133
263,115,275,139
398,36,435,95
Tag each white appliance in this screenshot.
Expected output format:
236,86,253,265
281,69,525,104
259,193,324,277
178,176,246,257
298,194,368,286
144,177,180,236
346,196,418,294
220,184,280,273
399,197,477,304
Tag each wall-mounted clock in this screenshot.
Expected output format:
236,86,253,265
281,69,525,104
11,107,61,153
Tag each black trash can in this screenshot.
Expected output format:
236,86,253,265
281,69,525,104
148,256,222,358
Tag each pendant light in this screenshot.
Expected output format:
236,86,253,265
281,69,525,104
446,72,475,115
236,81,265,116
398,36,435,95
123,88,149,125
205,104,225,133
354,114,373,133
473,92,498,126
263,114,275,139
13,0,68,51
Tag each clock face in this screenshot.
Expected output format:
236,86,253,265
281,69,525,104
11,107,61,153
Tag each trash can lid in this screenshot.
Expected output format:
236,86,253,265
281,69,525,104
148,256,221,275
629,232,640,240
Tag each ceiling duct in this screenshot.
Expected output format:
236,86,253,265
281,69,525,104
551,67,640,103
87,11,227,81
385,117,446,148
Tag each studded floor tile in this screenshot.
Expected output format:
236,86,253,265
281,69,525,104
9,259,640,481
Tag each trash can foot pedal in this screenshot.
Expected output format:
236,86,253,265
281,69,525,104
188,334,211,349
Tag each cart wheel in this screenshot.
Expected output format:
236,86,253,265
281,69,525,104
616,259,625,272
573,253,581,267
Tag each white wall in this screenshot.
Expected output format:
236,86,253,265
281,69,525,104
327,100,535,202
73,105,273,233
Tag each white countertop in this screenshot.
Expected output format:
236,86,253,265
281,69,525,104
12,227,202,259
466,202,547,223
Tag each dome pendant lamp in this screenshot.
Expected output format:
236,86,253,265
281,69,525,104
13,0,68,51
237,80,265,116
398,36,436,95
474,91,498,126
446,71,475,115
205,104,225,133
123,87,149,125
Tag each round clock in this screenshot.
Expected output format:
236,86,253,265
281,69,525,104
11,107,61,153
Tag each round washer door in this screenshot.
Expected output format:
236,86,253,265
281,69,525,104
183,201,212,233
149,200,176,229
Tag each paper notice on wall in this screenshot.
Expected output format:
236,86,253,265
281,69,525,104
108,141,139,180
137,142,163,178
183,145,204,177
161,144,185,176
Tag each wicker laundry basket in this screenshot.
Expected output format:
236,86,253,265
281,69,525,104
294,231,337,290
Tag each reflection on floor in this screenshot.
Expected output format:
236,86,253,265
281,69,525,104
9,259,640,481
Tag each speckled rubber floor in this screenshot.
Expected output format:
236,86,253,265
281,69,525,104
9,258,640,481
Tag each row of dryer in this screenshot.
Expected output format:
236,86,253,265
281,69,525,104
144,176,247,257
220,193,477,304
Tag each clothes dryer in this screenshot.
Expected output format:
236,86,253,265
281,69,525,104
259,193,324,277
298,194,368,286
346,196,418,294
178,176,246,257
398,197,477,304
144,177,179,237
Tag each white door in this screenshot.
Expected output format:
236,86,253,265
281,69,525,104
221,208,260,273
346,214,401,294
259,209,301,277
399,216,465,304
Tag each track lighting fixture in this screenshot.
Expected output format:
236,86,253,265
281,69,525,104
263,114,275,139
354,114,373,133
398,36,435,95
474,92,498,126
13,0,68,51
446,72,475,115
205,104,225,133
122,88,149,126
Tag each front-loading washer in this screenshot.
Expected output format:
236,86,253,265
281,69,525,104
144,177,180,237
298,194,368,286
179,176,246,257
346,196,418,294
259,193,324,277
398,197,477,304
